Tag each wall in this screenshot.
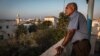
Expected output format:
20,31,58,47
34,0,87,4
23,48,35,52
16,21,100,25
0,20,17,39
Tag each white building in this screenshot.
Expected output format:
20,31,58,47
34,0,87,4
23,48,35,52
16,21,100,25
16,13,22,25
23,23,32,29
44,16,57,27
0,19,17,39
92,18,100,39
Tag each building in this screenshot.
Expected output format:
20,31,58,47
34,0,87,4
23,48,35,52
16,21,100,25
44,16,58,27
0,19,17,39
16,13,22,25
92,18,100,39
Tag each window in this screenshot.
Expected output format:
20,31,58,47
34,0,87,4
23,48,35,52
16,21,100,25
8,34,10,37
6,25,9,29
0,26,2,29
0,35,4,40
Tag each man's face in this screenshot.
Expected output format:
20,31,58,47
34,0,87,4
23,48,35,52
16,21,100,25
65,5,74,16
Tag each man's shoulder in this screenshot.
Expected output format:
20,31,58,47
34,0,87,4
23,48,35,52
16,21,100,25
73,11,82,17
77,11,86,19
71,11,79,18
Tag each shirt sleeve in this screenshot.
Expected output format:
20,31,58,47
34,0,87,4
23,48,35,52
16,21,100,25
68,15,79,30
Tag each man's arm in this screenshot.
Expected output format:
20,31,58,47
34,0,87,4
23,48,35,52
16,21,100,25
61,29,76,47
55,29,76,56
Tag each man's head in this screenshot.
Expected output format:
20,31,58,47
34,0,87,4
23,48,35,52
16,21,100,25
65,2,78,16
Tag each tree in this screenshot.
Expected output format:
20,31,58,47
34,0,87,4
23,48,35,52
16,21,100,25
42,21,52,27
28,24,37,33
57,12,69,31
15,24,27,38
54,12,69,41
38,21,52,29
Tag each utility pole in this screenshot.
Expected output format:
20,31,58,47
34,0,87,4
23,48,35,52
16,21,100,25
87,0,95,39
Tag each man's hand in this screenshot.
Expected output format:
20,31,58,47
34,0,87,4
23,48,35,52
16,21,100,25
55,46,64,56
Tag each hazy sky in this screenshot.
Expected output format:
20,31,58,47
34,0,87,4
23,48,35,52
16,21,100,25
0,0,100,19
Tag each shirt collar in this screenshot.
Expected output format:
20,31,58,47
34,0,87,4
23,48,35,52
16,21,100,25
69,10,78,18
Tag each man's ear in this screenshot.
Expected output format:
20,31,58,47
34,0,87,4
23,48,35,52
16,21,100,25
70,5,75,11
72,7,75,11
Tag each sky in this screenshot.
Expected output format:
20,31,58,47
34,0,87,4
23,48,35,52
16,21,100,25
0,0,100,19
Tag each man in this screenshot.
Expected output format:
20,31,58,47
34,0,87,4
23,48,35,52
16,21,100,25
55,2,91,56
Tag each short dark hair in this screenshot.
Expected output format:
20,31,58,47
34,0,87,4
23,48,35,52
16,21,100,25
67,2,78,10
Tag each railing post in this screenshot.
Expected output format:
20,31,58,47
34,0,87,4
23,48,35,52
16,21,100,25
87,0,95,39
